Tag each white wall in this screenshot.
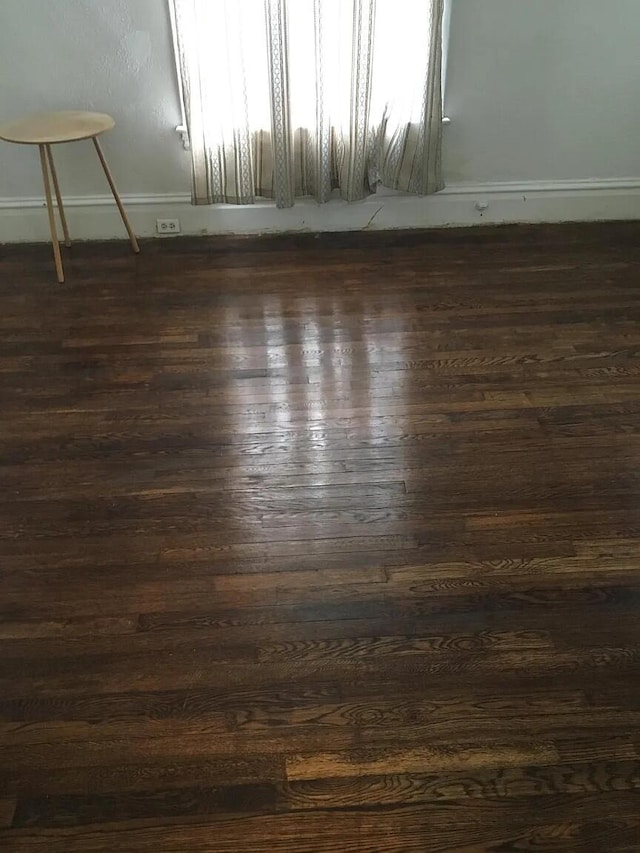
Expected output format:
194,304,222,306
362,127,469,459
0,0,189,198
1,0,640,240
444,0,640,182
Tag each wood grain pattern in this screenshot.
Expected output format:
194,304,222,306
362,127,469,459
285,742,561,781
278,761,640,809
2,223,640,851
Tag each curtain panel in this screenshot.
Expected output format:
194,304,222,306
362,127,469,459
170,0,444,207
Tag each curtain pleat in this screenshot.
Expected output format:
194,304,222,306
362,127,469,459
170,0,207,203
171,0,444,207
265,0,295,208
377,0,444,194
339,0,376,202
310,0,332,202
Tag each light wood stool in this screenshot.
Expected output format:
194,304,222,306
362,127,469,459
0,111,140,282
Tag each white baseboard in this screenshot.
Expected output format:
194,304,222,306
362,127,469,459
1,179,639,243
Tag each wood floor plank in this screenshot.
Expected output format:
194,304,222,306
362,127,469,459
3,797,639,852
278,760,640,810
11,783,277,829
285,742,561,781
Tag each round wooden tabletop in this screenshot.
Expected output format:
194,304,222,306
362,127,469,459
0,111,115,145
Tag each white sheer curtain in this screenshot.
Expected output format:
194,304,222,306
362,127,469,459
170,0,444,207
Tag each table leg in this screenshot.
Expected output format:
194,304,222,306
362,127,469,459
38,144,64,283
46,144,71,248
92,136,140,253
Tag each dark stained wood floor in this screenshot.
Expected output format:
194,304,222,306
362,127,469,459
1,222,640,852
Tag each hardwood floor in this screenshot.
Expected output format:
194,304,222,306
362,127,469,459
1,222,640,851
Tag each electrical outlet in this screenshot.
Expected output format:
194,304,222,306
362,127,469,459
156,218,181,234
